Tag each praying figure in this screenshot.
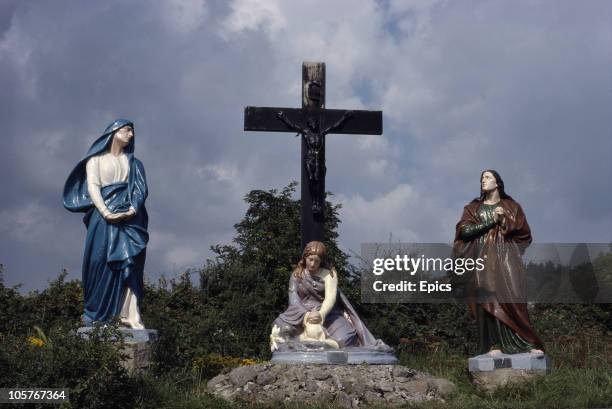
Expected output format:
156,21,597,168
454,170,544,355
64,119,148,329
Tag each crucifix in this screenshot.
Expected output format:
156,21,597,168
244,62,382,249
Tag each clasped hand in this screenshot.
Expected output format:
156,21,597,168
105,208,136,224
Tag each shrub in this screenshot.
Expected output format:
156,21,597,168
0,324,141,409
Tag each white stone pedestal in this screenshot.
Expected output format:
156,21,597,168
468,352,550,392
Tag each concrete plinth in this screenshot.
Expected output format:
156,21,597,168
468,352,550,392
77,327,158,372
271,348,398,365
468,352,550,372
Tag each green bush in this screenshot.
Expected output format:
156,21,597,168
0,324,142,408
0,268,82,336
1,183,610,409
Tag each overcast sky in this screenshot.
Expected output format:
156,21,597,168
1,0,611,291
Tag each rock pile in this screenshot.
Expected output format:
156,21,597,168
207,363,456,407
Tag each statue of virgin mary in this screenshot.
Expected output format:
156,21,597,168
64,119,148,329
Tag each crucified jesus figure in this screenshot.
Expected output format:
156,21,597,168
276,110,353,214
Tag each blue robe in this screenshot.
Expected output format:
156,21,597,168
63,119,149,325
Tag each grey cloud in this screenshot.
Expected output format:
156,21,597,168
1,0,611,291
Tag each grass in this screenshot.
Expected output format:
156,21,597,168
129,331,611,409
133,366,612,409
393,329,612,409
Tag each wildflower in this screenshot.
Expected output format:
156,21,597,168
28,336,44,347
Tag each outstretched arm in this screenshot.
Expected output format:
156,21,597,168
323,110,353,134
277,111,304,134
318,269,338,322
305,268,338,325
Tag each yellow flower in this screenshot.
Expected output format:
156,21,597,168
28,336,44,347
240,358,258,366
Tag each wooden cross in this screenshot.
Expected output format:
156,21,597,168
244,62,383,249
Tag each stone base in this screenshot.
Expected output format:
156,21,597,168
468,353,550,392
207,363,456,408
77,327,158,372
471,368,548,393
272,349,398,365
468,352,550,371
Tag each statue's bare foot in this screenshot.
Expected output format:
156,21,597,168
121,318,144,330
132,322,145,330
487,349,503,356
530,348,544,354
